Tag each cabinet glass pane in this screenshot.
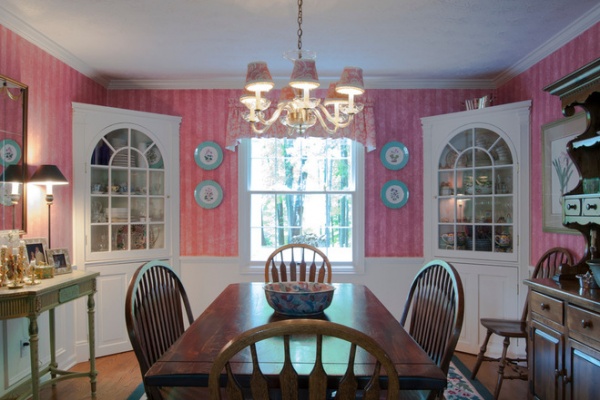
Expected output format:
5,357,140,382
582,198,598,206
131,170,148,194
438,170,455,196
149,171,164,195
91,138,113,166
494,226,513,253
472,225,492,251
112,224,129,251
494,196,513,223
475,197,493,223
91,225,109,252
439,198,455,223
91,197,108,223
449,130,473,153
490,140,512,165
110,168,129,194
495,167,513,194
90,167,109,193
149,224,164,249
458,198,472,223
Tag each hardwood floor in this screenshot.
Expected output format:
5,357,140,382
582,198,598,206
455,351,529,400
30,351,528,400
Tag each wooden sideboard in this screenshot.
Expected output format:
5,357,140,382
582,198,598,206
525,278,600,399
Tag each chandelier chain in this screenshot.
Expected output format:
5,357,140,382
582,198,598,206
297,0,303,54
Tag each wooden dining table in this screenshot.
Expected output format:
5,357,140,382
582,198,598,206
144,282,447,391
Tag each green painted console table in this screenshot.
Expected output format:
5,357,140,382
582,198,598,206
0,270,99,400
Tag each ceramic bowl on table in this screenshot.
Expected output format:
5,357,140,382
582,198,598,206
263,281,335,316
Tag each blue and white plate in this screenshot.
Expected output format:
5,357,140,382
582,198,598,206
0,139,21,166
380,141,409,170
146,145,163,169
194,141,223,170
194,180,223,209
381,180,409,208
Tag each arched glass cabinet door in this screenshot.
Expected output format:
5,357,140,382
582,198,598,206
88,128,165,254
437,127,515,255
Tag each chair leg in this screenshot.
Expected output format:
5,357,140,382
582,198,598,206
494,336,510,400
471,329,493,380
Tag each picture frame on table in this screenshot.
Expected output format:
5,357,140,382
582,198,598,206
23,237,49,265
542,112,586,234
46,248,72,274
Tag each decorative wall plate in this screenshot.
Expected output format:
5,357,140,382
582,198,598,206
195,141,223,170
380,141,409,170
381,180,409,208
195,180,223,209
0,139,21,166
146,145,163,169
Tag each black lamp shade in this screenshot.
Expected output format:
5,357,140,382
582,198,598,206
1,164,23,183
30,164,68,185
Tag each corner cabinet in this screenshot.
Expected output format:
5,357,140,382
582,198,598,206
72,103,181,357
421,101,531,355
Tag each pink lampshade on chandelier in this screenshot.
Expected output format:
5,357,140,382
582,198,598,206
240,0,365,135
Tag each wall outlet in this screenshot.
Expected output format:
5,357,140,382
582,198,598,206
20,339,29,358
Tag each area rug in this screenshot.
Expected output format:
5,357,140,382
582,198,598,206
127,356,492,400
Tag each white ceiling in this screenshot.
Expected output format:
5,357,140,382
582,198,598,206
1,0,599,89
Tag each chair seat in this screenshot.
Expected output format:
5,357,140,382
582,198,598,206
480,318,527,337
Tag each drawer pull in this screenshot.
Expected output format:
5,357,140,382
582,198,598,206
567,204,578,210
587,203,598,210
540,303,549,310
581,319,592,329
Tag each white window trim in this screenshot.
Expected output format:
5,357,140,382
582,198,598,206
238,138,365,276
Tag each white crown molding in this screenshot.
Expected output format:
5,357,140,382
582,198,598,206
493,3,600,87
1,3,599,90
0,6,111,87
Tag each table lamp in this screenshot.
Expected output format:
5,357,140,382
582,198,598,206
30,165,68,248
1,164,23,229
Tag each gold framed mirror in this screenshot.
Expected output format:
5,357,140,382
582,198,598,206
0,74,28,233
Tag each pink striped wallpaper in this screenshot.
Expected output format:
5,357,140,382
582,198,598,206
497,22,600,264
107,88,492,257
2,21,600,263
0,25,106,249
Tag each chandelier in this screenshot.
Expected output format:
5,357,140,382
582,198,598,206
240,0,365,135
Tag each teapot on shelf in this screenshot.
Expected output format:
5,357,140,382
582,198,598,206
495,233,512,247
442,232,466,246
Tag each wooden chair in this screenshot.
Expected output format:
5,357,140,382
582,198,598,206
470,247,573,399
125,260,200,400
265,243,332,283
400,260,464,400
208,319,399,400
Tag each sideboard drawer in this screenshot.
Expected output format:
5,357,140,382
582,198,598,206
563,197,581,216
582,198,600,216
531,291,563,324
568,304,599,342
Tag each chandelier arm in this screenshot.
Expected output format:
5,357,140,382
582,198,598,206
312,109,343,134
250,122,274,135
316,105,353,128
255,104,285,127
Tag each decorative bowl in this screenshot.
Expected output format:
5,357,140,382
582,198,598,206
263,281,335,316
586,260,600,288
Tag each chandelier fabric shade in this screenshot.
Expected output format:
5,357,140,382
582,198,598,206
244,62,274,93
289,59,320,90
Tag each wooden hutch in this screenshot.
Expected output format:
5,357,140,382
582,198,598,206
525,58,600,400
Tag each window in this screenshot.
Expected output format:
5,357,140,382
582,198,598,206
239,137,364,273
